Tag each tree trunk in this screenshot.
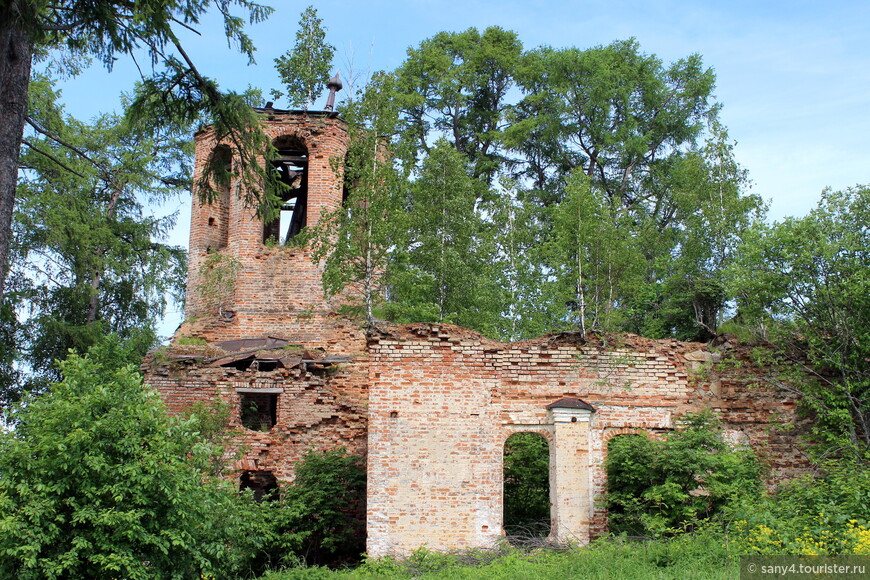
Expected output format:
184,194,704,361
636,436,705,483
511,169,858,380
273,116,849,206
0,16,33,297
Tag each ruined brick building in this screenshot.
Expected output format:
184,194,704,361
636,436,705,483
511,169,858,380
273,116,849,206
146,109,808,557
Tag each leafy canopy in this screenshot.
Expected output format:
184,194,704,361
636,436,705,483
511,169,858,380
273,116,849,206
0,337,261,579
272,5,335,109
728,186,870,458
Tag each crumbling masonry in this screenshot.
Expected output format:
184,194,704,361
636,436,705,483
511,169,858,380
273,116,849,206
145,109,810,557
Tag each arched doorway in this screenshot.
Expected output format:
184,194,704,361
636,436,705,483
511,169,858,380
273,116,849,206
503,432,551,539
604,433,652,535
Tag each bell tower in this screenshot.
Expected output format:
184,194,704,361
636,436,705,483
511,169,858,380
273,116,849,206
181,108,349,346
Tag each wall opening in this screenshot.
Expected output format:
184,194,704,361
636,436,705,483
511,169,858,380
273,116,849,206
206,144,232,250
240,392,278,431
240,470,279,501
503,432,551,540
604,433,651,536
264,135,308,245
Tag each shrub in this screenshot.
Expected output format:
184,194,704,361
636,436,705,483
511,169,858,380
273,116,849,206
0,337,261,579
259,449,366,569
605,411,763,537
731,460,870,555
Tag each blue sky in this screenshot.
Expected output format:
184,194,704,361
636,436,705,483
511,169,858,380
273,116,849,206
49,0,870,335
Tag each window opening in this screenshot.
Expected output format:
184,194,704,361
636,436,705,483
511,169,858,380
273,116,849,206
240,392,278,431
240,470,279,501
206,144,232,250
264,135,308,244
503,432,551,541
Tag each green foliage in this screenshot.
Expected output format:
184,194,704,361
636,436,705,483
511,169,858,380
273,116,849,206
259,449,366,569
0,0,274,298
259,532,737,579
13,75,187,388
508,37,716,203
272,6,335,109
180,396,240,476
540,170,645,335
310,72,406,326
354,32,761,341
605,411,763,537
0,337,262,579
385,141,501,333
393,26,523,183
526,112,761,340
730,459,870,555
728,186,870,457
478,179,547,341
503,433,550,536
0,293,25,416
197,252,242,318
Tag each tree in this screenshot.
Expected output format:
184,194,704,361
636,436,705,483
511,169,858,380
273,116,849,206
499,39,757,340
260,449,366,568
385,141,500,333
393,27,523,183
507,38,716,207
605,411,762,537
483,178,550,341
728,186,870,457
0,337,261,579
12,75,187,390
0,0,273,297
642,120,763,340
311,73,406,327
370,33,763,341
541,170,645,335
272,5,335,110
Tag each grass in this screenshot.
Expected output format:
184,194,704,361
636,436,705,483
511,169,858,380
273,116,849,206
257,532,738,579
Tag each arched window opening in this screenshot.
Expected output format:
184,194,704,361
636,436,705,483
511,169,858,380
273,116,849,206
206,144,232,250
503,432,551,540
264,135,309,245
240,470,279,502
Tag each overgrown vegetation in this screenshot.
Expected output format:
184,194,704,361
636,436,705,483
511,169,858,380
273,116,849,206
727,186,870,460
0,3,868,577
0,337,262,579
257,532,739,579
257,449,366,570
730,461,870,555
605,411,763,537
0,338,368,578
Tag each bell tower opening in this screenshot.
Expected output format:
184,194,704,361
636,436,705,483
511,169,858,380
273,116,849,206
264,135,309,245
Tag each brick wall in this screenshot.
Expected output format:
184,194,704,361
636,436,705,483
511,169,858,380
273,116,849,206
145,336,369,481
147,111,809,559
365,323,810,556
184,110,349,344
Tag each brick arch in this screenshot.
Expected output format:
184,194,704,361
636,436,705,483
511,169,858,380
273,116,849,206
271,132,308,152
203,144,233,251
264,134,310,245
501,424,553,445
601,426,650,445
